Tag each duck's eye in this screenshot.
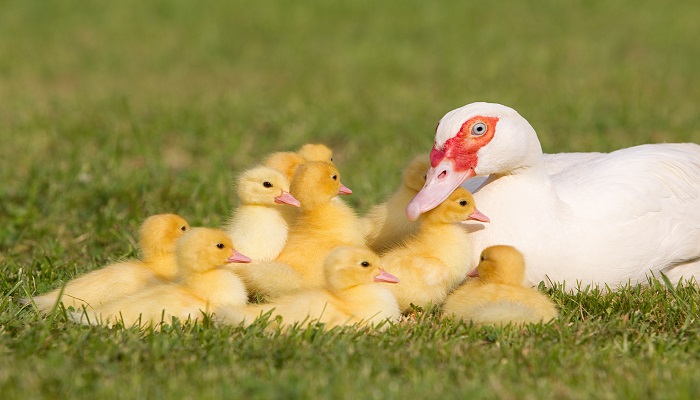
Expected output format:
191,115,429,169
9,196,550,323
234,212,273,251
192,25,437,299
360,261,371,268
216,243,225,249
330,157,333,162
332,175,338,180
459,200,468,206
180,226,187,231
423,175,427,180
480,255,485,262
471,122,487,136
263,181,273,188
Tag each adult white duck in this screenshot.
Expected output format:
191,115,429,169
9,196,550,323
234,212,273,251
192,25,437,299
406,102,700,286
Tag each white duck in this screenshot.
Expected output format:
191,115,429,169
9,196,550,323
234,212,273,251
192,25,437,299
406,102,700,286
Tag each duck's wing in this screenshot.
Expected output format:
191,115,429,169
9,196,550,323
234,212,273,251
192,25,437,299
552,143,700,273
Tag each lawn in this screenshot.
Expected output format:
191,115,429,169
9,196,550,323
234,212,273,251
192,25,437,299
1,0,699,398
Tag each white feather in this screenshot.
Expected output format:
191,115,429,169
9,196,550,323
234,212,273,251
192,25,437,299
433,102,700,286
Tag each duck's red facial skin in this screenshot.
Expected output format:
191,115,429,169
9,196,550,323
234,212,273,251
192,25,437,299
430,116,499,172
407,115,500,221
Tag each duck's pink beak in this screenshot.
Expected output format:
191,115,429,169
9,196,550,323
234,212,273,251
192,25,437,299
338,183,352,195
467,208,490,223
406,159,474,221
274,191,301,207
467,268,479,278
227,250,252,264
374,269,399,284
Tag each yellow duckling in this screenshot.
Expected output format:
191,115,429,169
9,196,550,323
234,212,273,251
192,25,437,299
297,143,334,164
218,246,400,330
73,228,251,328
224,166,300,262
236,161,356,297
29,214,189,312
275,161,363,289
381,188,490,312
263,143,334,182
230,259,304,298
137,213,192,280
361,154,430,253
442,245,558,325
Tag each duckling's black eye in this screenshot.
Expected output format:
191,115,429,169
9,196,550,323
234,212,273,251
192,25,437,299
480,255,485,261
263,181,273,188
181,226,187,231
330,157,333,162
332,175,338,180
471,122,487,136
459,200,468,206
216,243,225,249
360,261,371,268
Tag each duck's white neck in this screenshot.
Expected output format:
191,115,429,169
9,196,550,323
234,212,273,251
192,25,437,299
466,152,572,281
485,153,548,182
478,157,562,208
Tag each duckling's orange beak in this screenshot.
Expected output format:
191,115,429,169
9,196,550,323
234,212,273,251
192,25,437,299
275,191,301,207
338,183,352,195
228,250,252,263
467,208,490,223
374,269,399,284
467,268,479,278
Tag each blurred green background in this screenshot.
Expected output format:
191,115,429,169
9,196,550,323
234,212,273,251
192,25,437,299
1,1,699,398
3,1,699,269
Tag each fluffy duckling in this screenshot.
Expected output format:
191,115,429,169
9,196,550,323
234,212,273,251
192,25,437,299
263,143,334,182
381,188,490,312
275,161,363,289
137,213,191,280
230,260,304,298
224,166,300,262
361,154,430,253
443,245,558,325
73,228,251,328
29,214,189,312
297,143,334,164
218,246,400,330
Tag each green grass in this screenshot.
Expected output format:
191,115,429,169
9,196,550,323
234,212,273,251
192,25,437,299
1,0,699,398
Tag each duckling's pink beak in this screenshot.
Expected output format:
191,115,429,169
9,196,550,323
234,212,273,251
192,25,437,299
374,269,399,284
467,268,479,278
338,183,352,195
227,250,252,264
467,208,490,223
274,191,301,207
